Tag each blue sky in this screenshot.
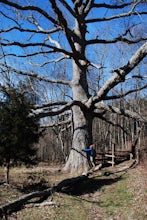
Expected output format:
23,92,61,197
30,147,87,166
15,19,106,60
0,0,146,101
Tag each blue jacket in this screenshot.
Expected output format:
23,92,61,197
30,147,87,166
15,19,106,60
83,148,96,157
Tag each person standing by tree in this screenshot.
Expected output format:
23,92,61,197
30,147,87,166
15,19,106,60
82,144,96,168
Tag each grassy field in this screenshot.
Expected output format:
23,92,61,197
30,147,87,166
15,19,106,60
0,162,146,220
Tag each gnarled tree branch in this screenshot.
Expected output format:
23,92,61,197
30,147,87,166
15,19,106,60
93,42,147,102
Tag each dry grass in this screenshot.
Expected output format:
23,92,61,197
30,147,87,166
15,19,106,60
0,161,147,220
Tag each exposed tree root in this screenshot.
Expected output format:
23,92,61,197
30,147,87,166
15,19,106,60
24,201,57,208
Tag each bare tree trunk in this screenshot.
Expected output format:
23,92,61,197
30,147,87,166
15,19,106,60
64,58,92,173
131,125,141,160
5,163,10,184
64,105,93,174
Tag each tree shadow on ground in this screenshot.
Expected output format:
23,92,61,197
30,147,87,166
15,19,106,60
60,175,123,196
20,181,49,194
16,177,49,194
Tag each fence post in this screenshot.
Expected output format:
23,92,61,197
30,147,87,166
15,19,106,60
111,143,115,167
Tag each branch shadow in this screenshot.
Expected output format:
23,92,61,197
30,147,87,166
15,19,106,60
20,181,49,194
60,175,122,196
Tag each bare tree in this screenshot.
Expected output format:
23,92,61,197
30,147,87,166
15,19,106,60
0,0,147,174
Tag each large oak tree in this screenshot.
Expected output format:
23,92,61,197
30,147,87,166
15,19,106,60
0,0,147,174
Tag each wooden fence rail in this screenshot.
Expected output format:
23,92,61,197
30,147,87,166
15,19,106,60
95,144,132,167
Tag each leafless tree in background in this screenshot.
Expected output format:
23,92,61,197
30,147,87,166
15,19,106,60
0,0,147,173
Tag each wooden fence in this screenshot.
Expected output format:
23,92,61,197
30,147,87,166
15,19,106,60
96,144,132,167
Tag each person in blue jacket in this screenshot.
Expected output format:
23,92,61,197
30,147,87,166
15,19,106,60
82,144,96,167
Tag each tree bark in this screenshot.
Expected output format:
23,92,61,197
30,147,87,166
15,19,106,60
64,59,92,173
131,127,141,160
64,106,93,174
64,13,93,174
5,163,10,184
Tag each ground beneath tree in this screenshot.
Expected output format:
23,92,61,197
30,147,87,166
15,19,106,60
87,162,147,219
0,161,147,220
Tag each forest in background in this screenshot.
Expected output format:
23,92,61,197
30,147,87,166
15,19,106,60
36,96,147,164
